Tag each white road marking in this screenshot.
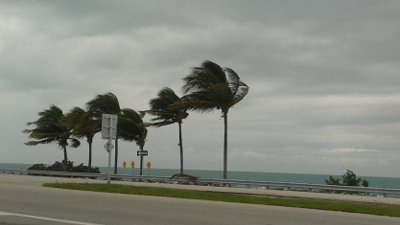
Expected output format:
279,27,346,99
0,212,12,216
0,210,104,225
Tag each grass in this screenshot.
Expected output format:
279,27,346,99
43,183,400,218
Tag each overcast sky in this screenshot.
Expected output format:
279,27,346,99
1,0,400,177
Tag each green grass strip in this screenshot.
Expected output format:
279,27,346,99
43,183,400,218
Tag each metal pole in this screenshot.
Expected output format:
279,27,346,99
140,155,143,176
102,114,117,185
107,117,112,184
107,140,111,184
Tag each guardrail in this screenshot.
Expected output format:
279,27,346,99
196,178,400,197
2,169,400,197
0,169,25,175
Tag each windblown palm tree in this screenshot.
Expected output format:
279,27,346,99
148,87,188,175
182,60,249,179
24,105,80,170
118,108,147,145
118,108,148,175
65,107,98,169
87,92,121,174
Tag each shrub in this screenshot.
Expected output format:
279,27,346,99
325,169,369,187
28,163,47,170
71,163,100,173
28,161,100,173
325,176,340,185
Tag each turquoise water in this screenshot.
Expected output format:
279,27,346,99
1,163,400,189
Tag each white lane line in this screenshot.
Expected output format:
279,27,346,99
0,210,104,225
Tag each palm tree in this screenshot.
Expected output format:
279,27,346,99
181,60,249,179
86,92,121,174
147,87,188,176
118,108,148,175
24,105,80,170
65,107,98,169
118,108,147,146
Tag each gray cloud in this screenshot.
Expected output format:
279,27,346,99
1,0,400,177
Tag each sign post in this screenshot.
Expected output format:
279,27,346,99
137,150,148,176
102,114,118,184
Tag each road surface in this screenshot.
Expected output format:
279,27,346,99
1,174,399,225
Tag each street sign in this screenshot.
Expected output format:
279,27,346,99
101,114,118,139
147,161,151,169
122,161,127,169
104,139,114,184
103,140,114,152
137,150,148,156
130,161,135,168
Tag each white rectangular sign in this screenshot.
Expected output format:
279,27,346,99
102,114,118,139
137,150,148,156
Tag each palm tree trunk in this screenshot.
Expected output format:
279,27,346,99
63,145,68,171
139,146,144,176
88,138,92,170
114,138,118,174
223,111,228,179
178,121,184,176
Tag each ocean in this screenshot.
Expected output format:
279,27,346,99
1,163,400,189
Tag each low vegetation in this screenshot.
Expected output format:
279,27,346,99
29,161,100,173
325,170,369,187
44,183,400,218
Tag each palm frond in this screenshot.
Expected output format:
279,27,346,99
121,108,143,124
182,60,249,113
182,60,227,94
24,105,76,149
148,120,175,127
138,111,146,118
118,108,147,145
28,130,59,139
170,99,216,113
232,81,249,106
148,87,188,127
201,60,227,83
25,138,55,146
183,69,221,94
23,129,32,134
69,138,81,148
86,92,121,118
65,107,85,126
224,67,240,96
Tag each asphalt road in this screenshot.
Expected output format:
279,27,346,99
1,174,400,225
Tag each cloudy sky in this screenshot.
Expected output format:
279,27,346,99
1,0,400,177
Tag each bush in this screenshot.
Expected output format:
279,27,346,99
28,163,47,170
361,179,369,187
48,161,73,171
71,163,100,173
28,161,100,173
325,169,369,187
171,173,198,184
171,173,198,181
325,176,340,185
